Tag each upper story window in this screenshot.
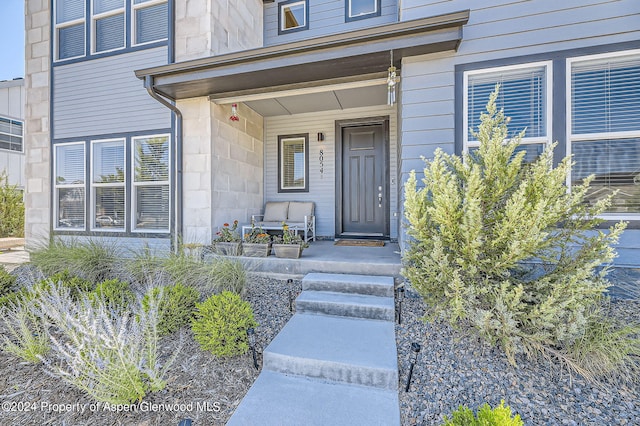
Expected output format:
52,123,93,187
346,0,381,22
92,0,125,53
0,117,23,152
279,0,308,34
55,0,86,60
54,0,168,61
568,50,640,216
464,62,552,163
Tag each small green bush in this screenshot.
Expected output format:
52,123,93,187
0,171,24,238
442,400,523,426
142,283,200,335
89,279,135,309
46,270,93,298
192,291,257,357
0,268,17,295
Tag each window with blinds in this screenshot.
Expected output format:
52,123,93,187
91,139,125,230
570,52,640,215
466,63,549,159
0,117,23,152
93,0,125,53
133,0,168,45
55,143,86,229
278,135,308,192
55,0,86,60
133,135,170,232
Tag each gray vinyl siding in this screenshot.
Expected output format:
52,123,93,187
397,0,640,261
265,105,398,238
53,47,171,139
264,0,398,46
0,80,25,188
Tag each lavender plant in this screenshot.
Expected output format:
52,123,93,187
33,282,180,404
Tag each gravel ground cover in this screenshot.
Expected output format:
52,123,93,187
0,272,300,426
396,288,640,426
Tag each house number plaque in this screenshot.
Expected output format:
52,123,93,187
319,149,324,179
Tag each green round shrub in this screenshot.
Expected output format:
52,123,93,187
143,283,200,335
442,400,523,426
191,291,257,357
89,279,135,309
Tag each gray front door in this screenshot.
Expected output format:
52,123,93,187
341,124,388,237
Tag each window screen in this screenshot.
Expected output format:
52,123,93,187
92,140,125,230
133,135,170,231
55,143,86,229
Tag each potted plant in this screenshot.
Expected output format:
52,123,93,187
272,222,309,259
213,220,242,255
242,225,271,257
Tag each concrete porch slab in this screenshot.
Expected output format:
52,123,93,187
220,240,402,278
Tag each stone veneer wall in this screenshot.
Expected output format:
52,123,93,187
24,0,51,249
175,0,264,244
175,0,263,62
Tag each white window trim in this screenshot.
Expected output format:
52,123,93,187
280,0,307,32
53,0,86,62
54,141,86,231
131,0,169,47
280,136,307,190
566,49,640,221
91,1,126,54
348,0,378,19
131,134,171,233
90,138,126,232
0,116,23,153
463,61,553,154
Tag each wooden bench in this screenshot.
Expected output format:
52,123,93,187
243,201,316,243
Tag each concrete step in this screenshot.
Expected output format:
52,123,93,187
302,272,395,297
263,313,398,390
227,370,400,426
296,290,395,321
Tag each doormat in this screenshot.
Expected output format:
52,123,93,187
334,239,385,247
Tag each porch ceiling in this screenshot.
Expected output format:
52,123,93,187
135,10,469,104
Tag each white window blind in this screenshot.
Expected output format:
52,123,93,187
280,137,306,190
134,1,168,45
0,117,23,152
55,0,86,60
467,65,547,143
92,140,125,230
133,135,170,232
56,0,84,23
570,52,640,215
55,143,86,229
93,0,125,53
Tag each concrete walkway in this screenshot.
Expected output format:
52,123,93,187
228,273,401,426
0,245,29,272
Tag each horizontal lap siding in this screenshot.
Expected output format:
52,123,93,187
397,0,640,256
53,47,171,139
265,105,398,238
264,0,398,46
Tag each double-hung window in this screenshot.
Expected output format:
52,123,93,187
91,139,125,230
55,0,86,60
92,0,125,53
55,142,86,230
464,62,552,162
133,135,170,232
0,117,23,152
133,0,169,45
568,51,640,216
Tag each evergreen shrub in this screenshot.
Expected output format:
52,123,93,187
442,400,523,426
142,283,200,335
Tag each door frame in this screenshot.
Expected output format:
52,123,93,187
335,116,390,239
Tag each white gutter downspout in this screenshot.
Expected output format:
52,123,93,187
143,75,183,254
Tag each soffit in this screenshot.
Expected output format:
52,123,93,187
135,10,469,102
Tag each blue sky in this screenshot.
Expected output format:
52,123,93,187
0,0,25,81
